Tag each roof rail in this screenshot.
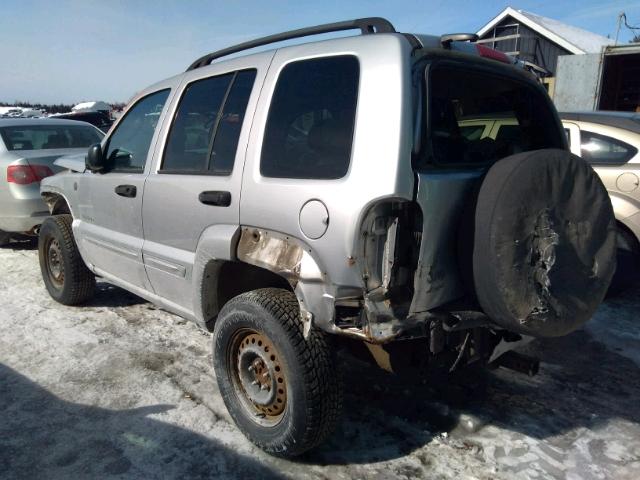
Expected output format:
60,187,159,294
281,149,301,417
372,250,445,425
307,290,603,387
186,17,396,71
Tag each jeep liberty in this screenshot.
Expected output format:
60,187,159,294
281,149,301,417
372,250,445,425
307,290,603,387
38,18,616,457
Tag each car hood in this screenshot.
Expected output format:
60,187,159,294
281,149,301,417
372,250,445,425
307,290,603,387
53,152,86,173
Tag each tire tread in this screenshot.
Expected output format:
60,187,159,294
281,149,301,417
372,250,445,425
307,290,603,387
216,288,342,456
39,214,95,305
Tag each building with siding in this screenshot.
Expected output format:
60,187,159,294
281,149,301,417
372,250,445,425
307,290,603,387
476,7,612,96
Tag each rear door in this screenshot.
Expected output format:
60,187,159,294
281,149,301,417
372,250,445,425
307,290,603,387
411,62,566,311
75,89,172,289
141,56,268,310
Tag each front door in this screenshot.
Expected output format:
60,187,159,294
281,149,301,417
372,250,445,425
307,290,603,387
75,89,171,289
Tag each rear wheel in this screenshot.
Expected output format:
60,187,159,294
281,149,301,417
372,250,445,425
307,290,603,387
213,288,342,457
38,215,95,305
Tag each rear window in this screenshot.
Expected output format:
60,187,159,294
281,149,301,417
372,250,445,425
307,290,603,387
427,66,563,167
260,55,359,179
0,124,103,151
580,130,638,165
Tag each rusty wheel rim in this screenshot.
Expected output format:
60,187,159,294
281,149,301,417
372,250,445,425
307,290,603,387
229,329,287,426
46,238,64,287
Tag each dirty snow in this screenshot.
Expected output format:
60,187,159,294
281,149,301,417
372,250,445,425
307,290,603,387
1,241,640,479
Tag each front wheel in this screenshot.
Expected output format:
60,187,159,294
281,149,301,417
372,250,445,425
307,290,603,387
213,288,342,457
38,215,95,305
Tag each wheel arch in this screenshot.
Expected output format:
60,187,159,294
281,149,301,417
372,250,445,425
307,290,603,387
41,192,73,216
198,259,293,331
193,226,332,334
193,225,306,332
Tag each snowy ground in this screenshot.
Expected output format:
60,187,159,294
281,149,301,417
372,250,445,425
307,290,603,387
1,240,639,479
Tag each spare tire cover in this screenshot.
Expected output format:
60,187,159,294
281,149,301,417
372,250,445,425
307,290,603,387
472,149,616,337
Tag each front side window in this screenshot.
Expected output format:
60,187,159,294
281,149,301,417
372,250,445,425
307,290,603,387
580,130,638,165
0,124,103,151
261,55,359,179
427,66,563,167
162,69,256,174
104,89,170,172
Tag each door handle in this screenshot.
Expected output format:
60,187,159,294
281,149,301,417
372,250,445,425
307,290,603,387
115,184,137,198
199,190,231,207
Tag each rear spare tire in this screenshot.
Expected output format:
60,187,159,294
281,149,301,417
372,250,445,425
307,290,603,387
471,149,616,337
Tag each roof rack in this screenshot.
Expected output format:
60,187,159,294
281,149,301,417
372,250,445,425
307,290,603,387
186,17,396,71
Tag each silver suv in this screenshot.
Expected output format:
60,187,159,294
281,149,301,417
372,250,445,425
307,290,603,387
38,18,616,457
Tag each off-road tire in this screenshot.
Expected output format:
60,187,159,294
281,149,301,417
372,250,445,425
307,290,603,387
38,214,95,305
0,230,10,247
213,288,342,457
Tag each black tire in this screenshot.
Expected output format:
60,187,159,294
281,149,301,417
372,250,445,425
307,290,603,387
0,230,10,247
608,226,640,295
38,214,95,305
213,288,342,457
470,149,616,337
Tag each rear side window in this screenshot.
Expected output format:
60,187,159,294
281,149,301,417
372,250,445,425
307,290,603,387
261,55,359,179
162,69,256,174
0,124,103,151
580,130,637,165
427,66,563,167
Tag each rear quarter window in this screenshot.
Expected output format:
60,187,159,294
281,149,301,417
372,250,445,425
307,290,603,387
580,130,638,165
0,124,103,151
260,55,359,180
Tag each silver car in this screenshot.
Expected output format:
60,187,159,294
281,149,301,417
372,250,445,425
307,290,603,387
561,112,640,278
0,118,104,245
38,19,616,457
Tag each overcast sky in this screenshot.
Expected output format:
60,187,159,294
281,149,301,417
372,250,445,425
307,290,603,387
1,0,639,105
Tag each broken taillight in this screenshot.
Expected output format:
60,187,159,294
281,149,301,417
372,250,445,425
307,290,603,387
7,165,54,185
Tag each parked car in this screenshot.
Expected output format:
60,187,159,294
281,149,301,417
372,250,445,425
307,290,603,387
37,18,616,457
560,112,640,288
52,111,113,132
0,118,104,245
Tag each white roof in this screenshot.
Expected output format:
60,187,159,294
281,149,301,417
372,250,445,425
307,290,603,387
477,7,613,54
72,101,111,112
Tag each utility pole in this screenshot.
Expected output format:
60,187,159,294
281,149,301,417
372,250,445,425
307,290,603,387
614,12,624,45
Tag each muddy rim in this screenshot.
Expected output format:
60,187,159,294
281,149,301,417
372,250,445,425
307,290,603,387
45,237,64,288
228,328,288,427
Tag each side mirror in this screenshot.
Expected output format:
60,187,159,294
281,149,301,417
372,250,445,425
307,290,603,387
86,143,105,172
